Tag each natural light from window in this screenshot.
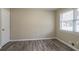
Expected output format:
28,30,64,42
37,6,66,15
60,10,73,31
76,9,79,32
60,8,79,32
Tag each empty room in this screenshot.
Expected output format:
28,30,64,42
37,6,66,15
0,8,79,51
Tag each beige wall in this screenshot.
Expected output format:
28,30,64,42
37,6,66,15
11,9,55,40
56,8,79,49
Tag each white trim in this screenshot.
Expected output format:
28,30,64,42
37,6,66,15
55,37,79,51
10,37,56,42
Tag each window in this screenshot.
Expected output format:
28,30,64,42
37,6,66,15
75,20,79,32
60,10,73,31
60,8,79,32
77,9,79,19
75,9,79,32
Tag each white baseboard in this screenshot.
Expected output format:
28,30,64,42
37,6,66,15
55,37,79,51
10,37,56,42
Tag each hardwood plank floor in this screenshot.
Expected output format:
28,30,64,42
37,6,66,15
0,39,74,51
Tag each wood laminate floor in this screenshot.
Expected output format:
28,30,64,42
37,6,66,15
0,39,74,51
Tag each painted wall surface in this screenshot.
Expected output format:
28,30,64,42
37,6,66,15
0,9,1,47
11,9,55,40
55,8,79,49
0,8,10,48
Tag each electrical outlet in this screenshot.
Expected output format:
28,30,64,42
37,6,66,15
69,41,75,46
71,43,75,46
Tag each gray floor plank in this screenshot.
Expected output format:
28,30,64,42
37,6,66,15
0,39,74,51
